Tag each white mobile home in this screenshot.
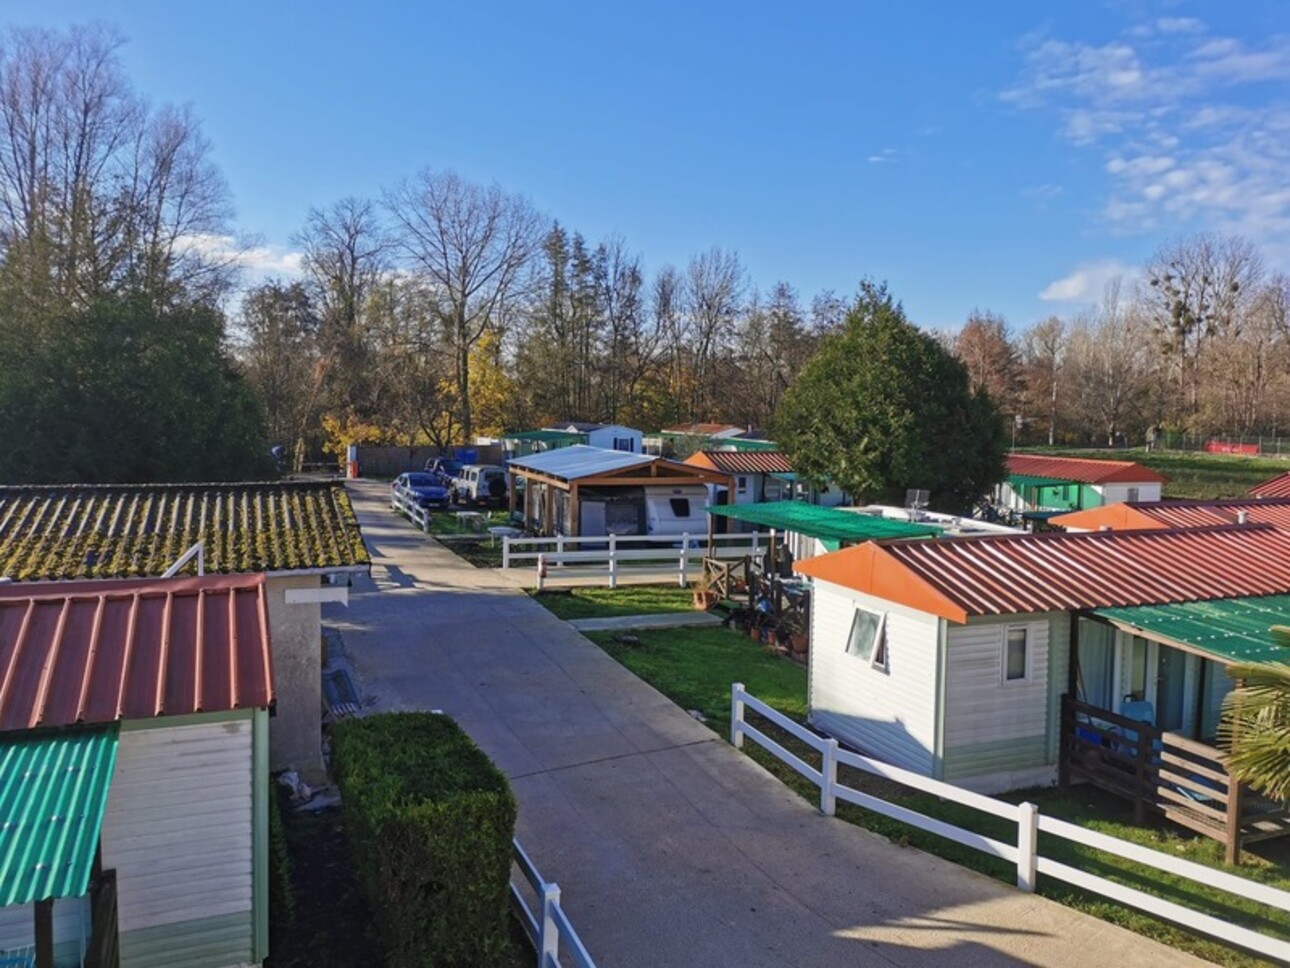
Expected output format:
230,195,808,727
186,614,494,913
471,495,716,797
998,454,1167,515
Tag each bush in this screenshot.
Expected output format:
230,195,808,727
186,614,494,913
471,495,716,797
268,782,295,945
330,713,517,968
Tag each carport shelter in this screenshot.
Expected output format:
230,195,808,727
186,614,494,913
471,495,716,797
507,445,730,536
705,500,941,561
0,482,370,782
0,574,275,968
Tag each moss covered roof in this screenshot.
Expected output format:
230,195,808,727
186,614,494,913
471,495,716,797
0,482,370,580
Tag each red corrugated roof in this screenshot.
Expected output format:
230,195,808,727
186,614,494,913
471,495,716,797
1250,471,1290,499
1007,453,1168,485
685,450,793,474
796,525,1290,623
1052,498,1290,531
0,574,274,731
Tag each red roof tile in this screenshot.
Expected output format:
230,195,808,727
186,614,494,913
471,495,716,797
0,574,274,731
1250,471,1290,499
1007,454,1168,485
1052,498,1290,531
796,525,1290,623
685,451,793,475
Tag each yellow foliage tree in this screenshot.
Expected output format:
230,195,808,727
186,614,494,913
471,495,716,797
469,330,518,438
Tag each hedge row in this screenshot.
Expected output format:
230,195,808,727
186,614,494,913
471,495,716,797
330,713,517,968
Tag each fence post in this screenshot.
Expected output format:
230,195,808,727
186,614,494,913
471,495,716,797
502,536,511,569
608,534,618,589
556,534,564,569
820,738,838,817
731,682,745,748
678,533,690,587
1016,801,1039,893
422,508,431,534
539,882,561,966
536,554,546,592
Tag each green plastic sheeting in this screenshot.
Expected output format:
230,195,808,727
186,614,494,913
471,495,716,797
1095,595,1290,665
705,500,941,543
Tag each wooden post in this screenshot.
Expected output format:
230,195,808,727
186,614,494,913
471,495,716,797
508,471,517,518
544,481,556,538
1133,721,1152,825
1058,693,1071,788
569,482,581,537
1225,676,1246,865
35,898,53,968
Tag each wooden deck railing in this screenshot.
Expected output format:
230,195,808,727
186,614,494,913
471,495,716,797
1061,694,1290,863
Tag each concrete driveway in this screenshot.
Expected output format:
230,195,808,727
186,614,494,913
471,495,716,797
328,481,1209,967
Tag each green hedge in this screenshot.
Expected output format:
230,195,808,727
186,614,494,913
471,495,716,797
269,783,295,946
330,713,517,968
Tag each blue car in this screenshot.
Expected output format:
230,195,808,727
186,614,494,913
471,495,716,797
393,472,451,510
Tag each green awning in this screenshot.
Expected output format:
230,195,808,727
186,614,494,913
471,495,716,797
705,500,942,542
1008,473,1076,488
1094,595,1290,666
505,430,588,444
0,727,119,906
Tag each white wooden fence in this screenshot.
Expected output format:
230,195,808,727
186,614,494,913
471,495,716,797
511,838,598,968
730,683,1290,963
505,531,768,589
390,487,436,532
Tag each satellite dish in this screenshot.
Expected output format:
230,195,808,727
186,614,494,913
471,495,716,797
905,489,930,511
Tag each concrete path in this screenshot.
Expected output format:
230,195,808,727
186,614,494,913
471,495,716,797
329,481,1210,968
567,610,724,632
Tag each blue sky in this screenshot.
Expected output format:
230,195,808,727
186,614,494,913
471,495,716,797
6,1,1289,330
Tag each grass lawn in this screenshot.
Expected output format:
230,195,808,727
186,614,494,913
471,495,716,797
532,584,699,621
1022,447,1288,500
425,507,512,535
585,622,1288,967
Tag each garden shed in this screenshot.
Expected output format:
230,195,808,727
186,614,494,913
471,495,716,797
507,445,729,537
794,523,1290,854
998,454,1167,514
0,574,275,968
0,482,370,782
1051,496,1290,532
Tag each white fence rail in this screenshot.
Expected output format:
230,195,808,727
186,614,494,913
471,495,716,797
730,683,1290,963
506,531,768,589
511,839,598,968
390,487,436,532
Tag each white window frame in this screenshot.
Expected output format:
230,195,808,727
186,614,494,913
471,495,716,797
845,608,888,671
1001,625,1032,684
736,476,748,495
1126,486,1140,502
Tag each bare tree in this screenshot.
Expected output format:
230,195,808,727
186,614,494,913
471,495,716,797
1020,316,1066,446
652,264,689,422
684,247,744,417
385,170,542,438
1066,278,1155,446
954,310,1021,416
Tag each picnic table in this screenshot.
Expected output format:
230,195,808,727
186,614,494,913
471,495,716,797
487,525,523,547
455,510,487,532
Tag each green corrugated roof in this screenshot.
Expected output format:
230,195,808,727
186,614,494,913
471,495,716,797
706,501,942,542
1095,595,1290,665
0,727,119,906
1009,473,1076,488
724,439,778,451
505,429,588,443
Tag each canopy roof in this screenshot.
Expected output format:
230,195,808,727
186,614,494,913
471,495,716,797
508,445,653,480
1052,498,1290,532
1007,454,1168,485
706,501,942,542
0,481,369,581
1250,471,1290,499
1095,595,1290,666
0,574,275,731
0,727,118,906
796,524,1290,623
1008,473,1078,489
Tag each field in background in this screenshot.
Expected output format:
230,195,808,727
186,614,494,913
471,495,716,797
1021,447,1287,500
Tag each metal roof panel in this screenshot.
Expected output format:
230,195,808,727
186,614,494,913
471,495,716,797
707,501,942,542
686,451,794,475
1095,595,1290,665
507,445,654,480
1250,471,1290,499
1007,454,1169,485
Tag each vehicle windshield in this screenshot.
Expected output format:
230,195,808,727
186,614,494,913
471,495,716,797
406,474,438,487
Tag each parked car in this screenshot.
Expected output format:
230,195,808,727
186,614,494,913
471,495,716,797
392,472,451,510
423,457,464,487
451,465,508,505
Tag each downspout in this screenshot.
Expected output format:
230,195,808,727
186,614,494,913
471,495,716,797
933,618,948,781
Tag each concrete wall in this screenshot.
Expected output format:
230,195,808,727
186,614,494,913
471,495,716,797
266,574,324,782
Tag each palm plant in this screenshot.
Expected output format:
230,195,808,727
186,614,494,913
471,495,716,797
1219,628,1290,801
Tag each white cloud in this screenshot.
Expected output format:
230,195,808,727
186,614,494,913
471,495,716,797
1003,24,1290,250
1039,259,1139,302
867,148,898,164
181,233,304,277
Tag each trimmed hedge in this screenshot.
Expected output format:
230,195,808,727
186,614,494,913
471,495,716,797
330,713,517,968
269,783,295,946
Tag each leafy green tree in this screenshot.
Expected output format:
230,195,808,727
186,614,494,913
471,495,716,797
772,282,1006,511
0,294,276,483
1220,651,1290,802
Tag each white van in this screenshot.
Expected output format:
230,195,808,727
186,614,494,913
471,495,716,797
452,464,508,505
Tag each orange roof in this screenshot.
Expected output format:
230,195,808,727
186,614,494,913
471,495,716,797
1007,453,1168,485
1250,471,1290,498
1053,498,1290,531
684,451,793,475
795,525,1290,623
0,574,274,731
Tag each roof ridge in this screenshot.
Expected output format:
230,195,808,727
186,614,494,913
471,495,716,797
879,521,1277,547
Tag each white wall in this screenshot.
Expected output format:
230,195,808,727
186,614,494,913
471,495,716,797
807,579,940,774
101,716,255,967
586,426,643,453
266,574,324,783
1098,482,1163,504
